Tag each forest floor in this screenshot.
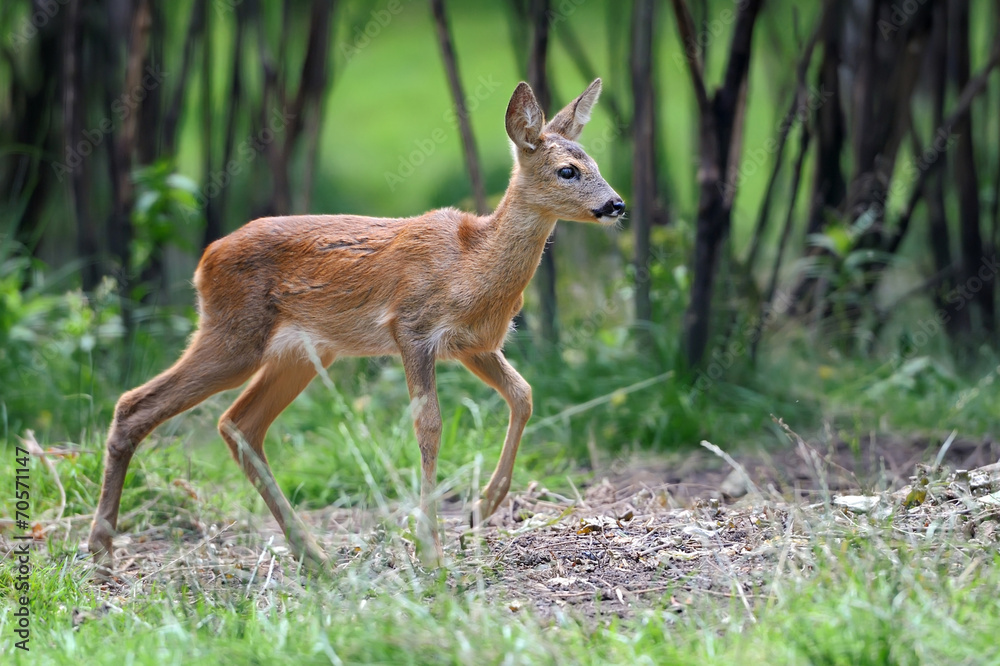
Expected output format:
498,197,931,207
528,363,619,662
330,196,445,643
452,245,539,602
74,430,1000,625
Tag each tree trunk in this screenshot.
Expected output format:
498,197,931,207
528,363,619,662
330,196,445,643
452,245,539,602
163,0,205,155
528,0,559,347
950,0,995,337
203,0,247,247
673,0,764,367
805,2,845,238
3,10,59,261
108,0,152,344
924,3,964,338
846,0,930,241
429,0,487,215
630,0,656,331
64,0,98,290
259,1,335,217
201,0,220,245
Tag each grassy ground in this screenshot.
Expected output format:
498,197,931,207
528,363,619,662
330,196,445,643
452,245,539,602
2,330,1000,663
3,439,1000,665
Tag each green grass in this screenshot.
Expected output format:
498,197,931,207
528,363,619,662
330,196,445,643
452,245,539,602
4,320,1000,663
4,485,1000,665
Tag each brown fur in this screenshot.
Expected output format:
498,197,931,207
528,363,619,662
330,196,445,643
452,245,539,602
88,79,623,571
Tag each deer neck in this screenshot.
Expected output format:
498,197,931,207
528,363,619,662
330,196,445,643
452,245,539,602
480,180,558,295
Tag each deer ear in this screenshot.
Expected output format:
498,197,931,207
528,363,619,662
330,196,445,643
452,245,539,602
544,78,601,141
505,82,544,153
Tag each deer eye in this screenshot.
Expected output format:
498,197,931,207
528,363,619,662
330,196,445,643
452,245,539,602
557,166,578,180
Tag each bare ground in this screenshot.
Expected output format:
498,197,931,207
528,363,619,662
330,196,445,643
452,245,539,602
10,432,1000,623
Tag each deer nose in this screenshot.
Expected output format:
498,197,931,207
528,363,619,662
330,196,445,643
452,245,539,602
593,197,626,219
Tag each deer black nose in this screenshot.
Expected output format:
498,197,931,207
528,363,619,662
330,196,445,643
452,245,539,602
593,197,626,219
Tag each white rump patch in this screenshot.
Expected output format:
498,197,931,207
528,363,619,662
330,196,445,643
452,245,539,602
266,325,331,361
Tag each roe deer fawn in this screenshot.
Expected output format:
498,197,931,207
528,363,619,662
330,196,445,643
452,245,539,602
87,78,624,571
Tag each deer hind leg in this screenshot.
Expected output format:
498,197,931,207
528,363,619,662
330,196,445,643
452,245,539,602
88,330,261,568
461,351,532,525
218,353,333,570
396,341,443,563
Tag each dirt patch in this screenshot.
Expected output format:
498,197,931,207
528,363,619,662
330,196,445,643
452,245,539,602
602,432,999,504
465,433,1000,620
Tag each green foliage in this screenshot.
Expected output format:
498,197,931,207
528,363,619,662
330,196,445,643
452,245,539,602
130,160,201,285
0,241,125,438
801,211,898,347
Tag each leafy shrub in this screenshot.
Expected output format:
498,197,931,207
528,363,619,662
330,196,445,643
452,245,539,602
0,240,124,439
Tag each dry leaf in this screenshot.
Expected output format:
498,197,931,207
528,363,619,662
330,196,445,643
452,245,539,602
548,576,577,588
172,478,200,500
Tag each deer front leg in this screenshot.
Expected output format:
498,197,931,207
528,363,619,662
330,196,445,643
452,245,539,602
397,340,444,563
460,351,532,525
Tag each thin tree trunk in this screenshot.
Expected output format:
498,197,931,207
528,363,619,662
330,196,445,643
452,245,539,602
260,0,334,216
950,0,995,336
993,0,1000,259
287,0,334,206
924,3,963,338
5,12,60,259
137,1,162,165
163,0,205,154
804,2,845,239
630,0,656,331
527,0,558,346
429,0,487,214
109,0,152,346
846,0,930,242
203,2,247,247
745,9,825,274
672,0,764,367
137,3,165,297
64,0,98,289
752,121,810,359
201,0,220,245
